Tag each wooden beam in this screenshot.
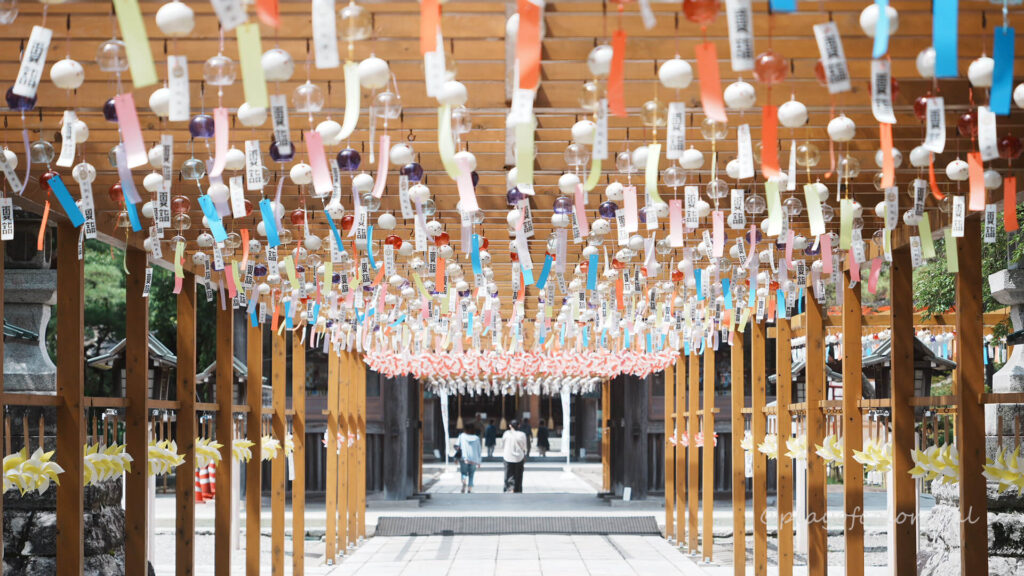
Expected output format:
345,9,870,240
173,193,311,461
701,346,714,562
805,289,828,573
123,246,150,576
776,318,793,576
664,364,675,540
731,329,746,575
214,302,234,576
292,331,306,576
55,223,85,576
843,268,865,576
324,350,338,561
955,217,988,573
687,351,699,553
245,322,263,576
271,329,286,573
889,243,917,576
752,321,767,576
176,274,197,576
675,358,686,546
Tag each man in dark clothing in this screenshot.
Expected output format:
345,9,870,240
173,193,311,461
484,419,498,458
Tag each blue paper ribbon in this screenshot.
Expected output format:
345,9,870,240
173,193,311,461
645,332,652,353
992,27,1016,116
198,195,227,242
587,254,598,291
695,269,704,301
471,234,483,275
871,0,890,59
522,265,534,286
47,174,84,227
467,313,474,337
367,224,378,270
722,278,732,310
777,289,787,319
250,311,258,327
583,326,590,347
259,199,280,247
124,199,142,232
324,209,344,255
748,286,756,308
536,254,553,290
769,0,796,13
284,300,293,330
933,0,959,78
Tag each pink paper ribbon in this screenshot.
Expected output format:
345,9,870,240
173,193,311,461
114,93,148,169
209,107,229,179
306,131,333,197
574,183,589,237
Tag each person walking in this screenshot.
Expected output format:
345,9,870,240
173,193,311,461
502,419,528,493
521,418,533,458
484,419,497,458
457,423,482,494
536,421,550,457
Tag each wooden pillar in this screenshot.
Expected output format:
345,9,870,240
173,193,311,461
701,347,714,561
271,329,286,573
665,365,675,539
55,223,84,576
675,359,686,545
245,322,262,576
292,332,306,576
775,318,794,576
731,330,745,574
752,321,768,576
214,301,234,575
889,242,917,575
338,352,349,551
0,239,4,569
324,350,338,561
176,274,197,576
955,218,988,573
805,290,828,573
687,351,699,552
351,355,363,541
123,246,150,576
843,268,865,576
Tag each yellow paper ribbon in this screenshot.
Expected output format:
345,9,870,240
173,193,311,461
515,120,535,186
339,62,360,141
236,23,269,108
282,255,300,291
112,0,158,88
438,105,461,180
645,143,663,204
584,156,602,191
919,212,936,258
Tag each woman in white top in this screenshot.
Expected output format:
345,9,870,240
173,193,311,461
457,423,483,493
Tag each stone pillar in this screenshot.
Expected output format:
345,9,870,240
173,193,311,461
986,268,1024,450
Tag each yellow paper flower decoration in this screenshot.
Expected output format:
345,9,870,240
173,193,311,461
757,434,779,460
984,447,1024,493
3,448,64,495
261,435,282,461
83,443,133,486
194,437,224,469
148,439,186,476
785,434,808,460
909,443,959,484
814,434,844,465
232,439,255,463
852,438,892,473
740,431,753,452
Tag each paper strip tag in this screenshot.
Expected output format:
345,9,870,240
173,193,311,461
56,111,77,168
978,106,999,162
737,124,754,179
112,0,158,88
210,0,248,31
724,0,755,72
884,186,898,230
595,99,609,161
237,23,269,108
0,196,11,241
913,178,927,216
805,183,825,237
229,175,246,218
924,96,946,154
813,22,851,94
729,189,746,229
142,267,153,298
270,95,291,157
312,0,340,69
952,195,966,237
624,185,639,233
984,204,998,243
245,140,263,190
910,236,924,266
870,59,896,124
424,47,446,98
684,186,699,229
666,102,686,160
167,55,190,122
76,173,97,239
13,26,52,99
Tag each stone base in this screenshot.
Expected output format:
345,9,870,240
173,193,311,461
919,480,1024,576
2,480,125,576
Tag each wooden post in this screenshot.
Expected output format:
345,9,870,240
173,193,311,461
245,322,262,576
687,351,699,552
176,274,197,576
55,223,84,576
324,350,338,561
292,331,306,576
123,246,150,576
776,318,794,576
352,355,364,541
675,359,686,545
214,301,234,575
665,364,675,539
0,240,4,569
889,243,917,575
731,329,746,574
752,321,768,576
271,329,286,573
955,218,988,573
843,268,865,576
701,347,715,561
337,352,349,552
805,290,828,572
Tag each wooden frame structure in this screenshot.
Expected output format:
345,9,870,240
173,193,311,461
0,228,367,575
663,213,1015,575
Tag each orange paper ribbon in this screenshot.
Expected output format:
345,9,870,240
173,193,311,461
967,152,985,212
695,42,727,124
1005,176,1019,232
879,122,895,188
608,29,627,117
516,0,543,91
928,154,945,200
257,0,279,28
420,0,440,54
761,105,780,179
